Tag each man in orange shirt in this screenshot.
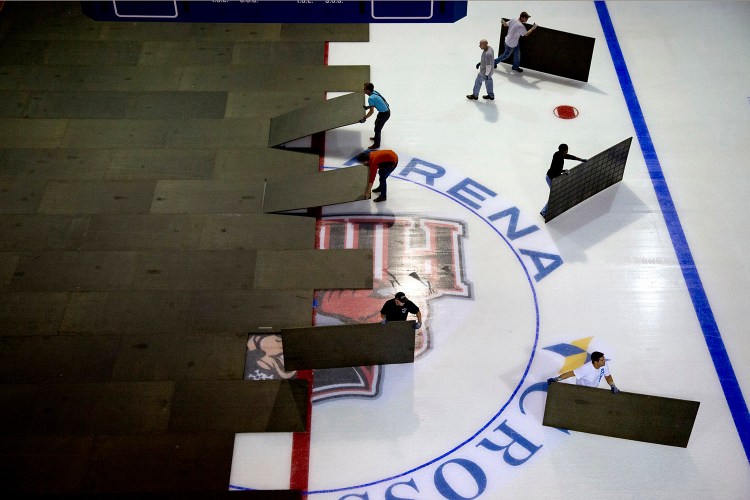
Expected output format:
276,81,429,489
357,150,398,203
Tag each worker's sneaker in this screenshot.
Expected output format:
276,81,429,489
373,196,387,203
482,95,495,100
466,94,478,100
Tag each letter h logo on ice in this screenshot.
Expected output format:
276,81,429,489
314,214,472,402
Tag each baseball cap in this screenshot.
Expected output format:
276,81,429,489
395,292,407,301
520,11,530,18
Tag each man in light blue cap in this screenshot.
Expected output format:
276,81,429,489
494,11,538,72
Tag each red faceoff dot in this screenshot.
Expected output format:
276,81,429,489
554,105,579,119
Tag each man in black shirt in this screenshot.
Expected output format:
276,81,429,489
540,143,588,218
380,292,422,329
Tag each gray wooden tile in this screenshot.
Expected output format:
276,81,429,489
126,91,228,119
139,41,233,66
225,90,323,119
79,214,204,250
0,334,121,383
38,181,156,214
44,40,142,65
268,91,363,147
0,90,30,117
180,65,369,92
184,23,282,41
85,433,235,494
23,91,128,119
60,290,192,335
132,250,258,290
61,120,168,148
263,165,368,213
0,215,89,251
9,251,139,292
0,180,45,214
212,148,318,181
62,119,262,151
22,91,225,120
0,292,69,336
0,253,21,288
111,333,248,381
107,148,215,180
231,42,324,65
0,65,185,91
151,180,264,214
0,149,109,181
0,40,47,64
254,249,373,290
187,289,313,333
2,381,174,435
0,65,36,91
163,118,269,148
201,214,314,250
0,118,67,147
168,380,308,432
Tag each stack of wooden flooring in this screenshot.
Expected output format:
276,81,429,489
0,2,370,495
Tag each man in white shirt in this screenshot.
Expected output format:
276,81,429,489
547,351,621,393
493,11,538,73
467,39,495,101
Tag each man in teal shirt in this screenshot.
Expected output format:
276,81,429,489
361,82,391,149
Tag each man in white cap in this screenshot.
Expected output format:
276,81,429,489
493,11,538,72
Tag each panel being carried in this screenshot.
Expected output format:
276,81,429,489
543,382,700,447
263,165,368,213
280,321,416,370
544,137,632,222
268,92,364,148
497,19,595,82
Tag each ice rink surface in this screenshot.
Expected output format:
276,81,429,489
230,2,750,497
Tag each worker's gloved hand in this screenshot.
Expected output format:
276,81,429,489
413,322,422,329
475,62,480,69
582,159,588,162
547,377,558,385
610,385,621,394
380,319,387,325
358,118,366,123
